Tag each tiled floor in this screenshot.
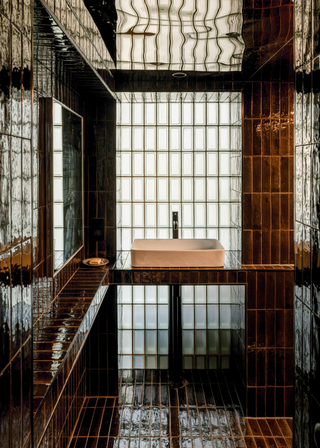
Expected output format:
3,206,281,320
70,370,292,448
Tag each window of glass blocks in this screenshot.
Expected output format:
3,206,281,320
116,91,242,252
118,284,246,369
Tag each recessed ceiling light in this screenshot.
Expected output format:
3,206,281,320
172,72,187,78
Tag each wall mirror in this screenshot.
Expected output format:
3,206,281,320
52,101,83,271
41,98,84,274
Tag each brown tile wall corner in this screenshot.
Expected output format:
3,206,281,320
246,270,294,417
242,82,294,265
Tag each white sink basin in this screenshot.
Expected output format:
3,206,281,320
131,239,225,267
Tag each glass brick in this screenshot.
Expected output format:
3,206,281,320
146,178,156,201
145,152,156,175
207,178,218,201
195,179,206,201
182,153,193,176
53,102,62,124
158,178,168,201
158,204,168,226
170,178,181,201
219,204,230,226
133,203,144,226
207,127,218,150
195,128,205,150
133,305,144,329
133,178,144,201
182,331,194,355
145,285,157,303
182,178,193,201
195,331,206,354
207,102,218,124
219,127,230,149
182,128,192,150
145,204,156,226
195,203,206,226
182,305,194,329
121,153,131,176
181,286,194,303
157,153,168,175
146,331,157,354
133,103,143,124
219,102,230,124
158,306,168,329
158,128,168,150
207,153,218,175
121,203,131,227
133,127,143,150
195,103,205,124
122,330,132,354
219,153,230,175
182,203,193,226
121,178,131,201
182,103,192,124
195,306,206,329
170,103,181,124
146,103,156,124
158,103,168,124
133,331,144,353
53,126,62,150
170,128,180,150
54,178,63,202
120,102,131,124
133,356,144,368
133,285,144,303
170,153,181,176
220,305,231,328
195,286,206,303
146,128,156,150
54,153,62,176
195,153,205,175
120,127,131,150
207,305,219,329
208,330,219,354
220,331,231,354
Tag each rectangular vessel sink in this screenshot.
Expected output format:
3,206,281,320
131,239,225,268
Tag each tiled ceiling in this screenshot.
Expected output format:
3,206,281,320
115,0,245,71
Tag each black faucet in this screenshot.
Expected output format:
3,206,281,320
172,212,178,239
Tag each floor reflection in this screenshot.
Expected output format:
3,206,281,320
70,369,292,448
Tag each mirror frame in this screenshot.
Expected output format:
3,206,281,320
40,97,84,277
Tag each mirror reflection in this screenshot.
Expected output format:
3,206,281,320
53,101,83,271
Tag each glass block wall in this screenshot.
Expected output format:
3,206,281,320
118,285,246,370
116,91,242,252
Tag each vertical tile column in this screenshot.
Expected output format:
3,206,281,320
86,285,118,396
242,81,294,265
246,270,294,417
85,98,117,261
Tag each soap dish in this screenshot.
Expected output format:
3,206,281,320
82,258,109,267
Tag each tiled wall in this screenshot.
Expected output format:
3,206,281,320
0,0,33,445
0,0,115,445
294,0,320,445
86,285,118,396
84,98,117,262
242,81,294,265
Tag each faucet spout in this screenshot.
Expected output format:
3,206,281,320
172,211,178,239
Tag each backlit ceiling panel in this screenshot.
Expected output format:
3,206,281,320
115,0,244,71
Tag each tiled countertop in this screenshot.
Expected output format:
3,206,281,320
106,251,294,285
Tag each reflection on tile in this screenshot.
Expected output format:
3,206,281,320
70,370,293,448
